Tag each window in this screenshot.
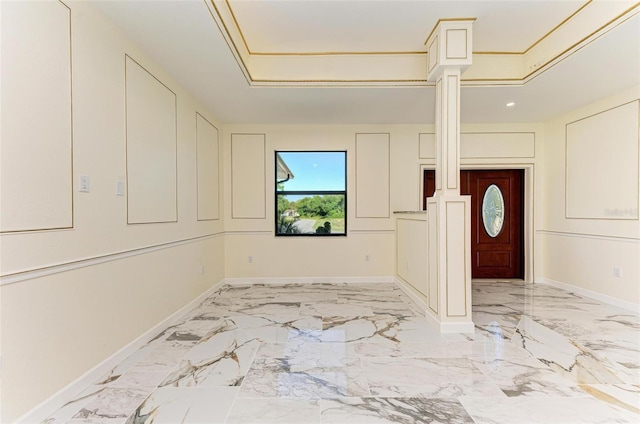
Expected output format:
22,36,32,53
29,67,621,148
275,151,347,236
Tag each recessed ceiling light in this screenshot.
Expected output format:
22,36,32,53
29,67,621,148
506,102,516,107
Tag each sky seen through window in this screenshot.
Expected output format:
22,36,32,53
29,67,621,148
278,152,345,192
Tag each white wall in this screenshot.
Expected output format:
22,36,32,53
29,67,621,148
0,2,224,421
540,87,640,307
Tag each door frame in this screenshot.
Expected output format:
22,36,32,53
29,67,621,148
419,163,535,284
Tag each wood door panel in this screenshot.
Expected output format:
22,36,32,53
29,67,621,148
469,170,523,278
477,251,511,268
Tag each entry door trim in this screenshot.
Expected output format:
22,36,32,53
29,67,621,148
420,163,535,283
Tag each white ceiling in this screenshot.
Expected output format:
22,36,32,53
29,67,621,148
229,0,587,54
92,0,640,125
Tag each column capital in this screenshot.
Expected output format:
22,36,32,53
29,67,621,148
425,19,475,81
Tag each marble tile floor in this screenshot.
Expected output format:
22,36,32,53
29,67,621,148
43,281,640,424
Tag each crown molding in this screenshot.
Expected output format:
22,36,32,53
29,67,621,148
205,0,639,87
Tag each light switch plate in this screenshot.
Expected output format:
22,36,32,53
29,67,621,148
79,175,90,193
116,180,125,196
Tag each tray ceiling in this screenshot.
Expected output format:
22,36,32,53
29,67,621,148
226,0,587,54
92,0,640,124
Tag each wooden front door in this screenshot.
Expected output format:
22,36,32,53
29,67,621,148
423,169,524,279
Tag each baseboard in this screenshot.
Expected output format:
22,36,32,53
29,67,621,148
539,277,639,312
222,276,396,285
16,279,225,424
393,277,429,314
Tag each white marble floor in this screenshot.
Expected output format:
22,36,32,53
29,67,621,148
43,281,639,423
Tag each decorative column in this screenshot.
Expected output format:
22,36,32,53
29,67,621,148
425,20,474,333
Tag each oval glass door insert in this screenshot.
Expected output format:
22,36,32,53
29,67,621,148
482,184,504,237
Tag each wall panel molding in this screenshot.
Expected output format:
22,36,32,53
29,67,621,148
0,0,73,233
420,132,536,160
537,229,640,243
445,200,468,317
196,112,220,221
427,198,439,314
565,100,639,220
461,132,535,158
231,133,266,219
419,133,436,159
355,133,390,218
0,233,224,286
125,55,178,224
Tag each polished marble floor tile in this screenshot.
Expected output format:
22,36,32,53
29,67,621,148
71,387,149,421
320,397,474,423
226,398,321,423
361,357,506,398
126,387,238,424
160,325,260,388
345,341,458,359
275,291,339,303
579,384,640,420
301,302,375,317
512,315,633,384
321,315,444,344
238,356,370,398
134,343,194,374
43,386,107,424
228,315,323,343
459,395,633,424
255,339,346,360
42,281,640,423
449,340,533,361
471,356,587,397
104,370,169,390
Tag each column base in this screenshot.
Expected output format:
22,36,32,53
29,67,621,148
426,194,474,333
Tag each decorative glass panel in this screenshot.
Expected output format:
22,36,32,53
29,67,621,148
482,184,504,237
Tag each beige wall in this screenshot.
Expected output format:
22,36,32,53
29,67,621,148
0,2,224,421
222,124,543,282
222,126,400,279
540,87,640,305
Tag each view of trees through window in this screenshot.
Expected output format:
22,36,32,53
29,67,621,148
275,151,346,236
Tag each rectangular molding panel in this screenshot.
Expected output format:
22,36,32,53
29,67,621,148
1,1,73,232
231,134,266,219
420,132,535,160
125,55,177,224
356,133,390,218
566,100,639,220
396,217,428,296
445,201,468,317
196,113,220,221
